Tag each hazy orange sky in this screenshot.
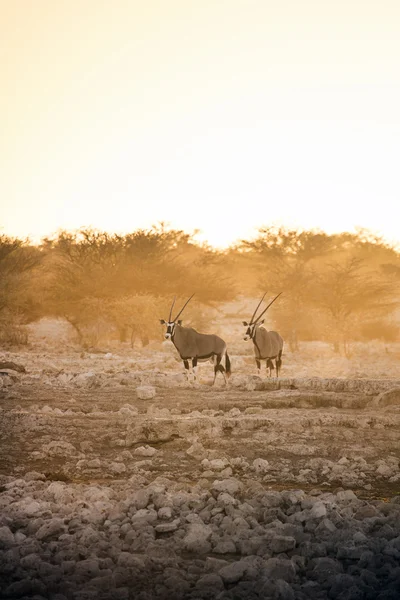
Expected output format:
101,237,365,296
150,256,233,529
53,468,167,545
1,0,399,247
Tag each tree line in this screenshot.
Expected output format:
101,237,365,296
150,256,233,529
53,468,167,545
1,225,399,353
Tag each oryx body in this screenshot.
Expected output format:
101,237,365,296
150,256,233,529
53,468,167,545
161,295,231,384
249,325,283,377
243,293,284,377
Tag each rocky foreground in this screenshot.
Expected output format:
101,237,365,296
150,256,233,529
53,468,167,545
1,343,400,599
1,472,400,600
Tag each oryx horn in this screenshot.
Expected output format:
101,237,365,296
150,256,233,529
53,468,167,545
254,292,283,323
173,293,195,321
250,292,267,324
169,296,176,322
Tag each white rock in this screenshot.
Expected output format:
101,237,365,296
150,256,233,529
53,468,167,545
227,408,241,417
109,462,126,474
210,459,228,471
186,442,207,459
42,440,78,458
35,518,65,541
86,458,101,468
131,508,157,524
155,519,180,533
253,458,270,474
158,506,173,520
46,482,74,504
183,523,212,553
8,498,50,518
131,489,151,509
212,478,243,496
74,372,100,388
133,445,157,457
136,386,156,400
376,464,393,477
119,404,139,416
336,490,358,503
310,501,327,519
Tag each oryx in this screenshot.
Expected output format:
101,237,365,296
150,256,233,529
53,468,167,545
242,292,284,377
160,295,231,384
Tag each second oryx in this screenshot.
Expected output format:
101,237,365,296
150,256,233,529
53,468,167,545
242,292,284,377
160,295,231,384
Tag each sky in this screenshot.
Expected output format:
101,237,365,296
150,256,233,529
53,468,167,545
1,0,399,248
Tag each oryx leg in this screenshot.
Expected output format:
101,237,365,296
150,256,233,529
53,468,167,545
256,358,261,376
266,358,275,378
183,359,191,382
276,350,282,377
192,357,198,381
213,354,227,385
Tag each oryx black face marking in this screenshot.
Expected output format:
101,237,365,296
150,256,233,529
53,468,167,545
242,292,284,378
165,322,175,339
160,294,232,385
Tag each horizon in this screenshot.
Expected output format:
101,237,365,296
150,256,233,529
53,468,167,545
2,222,399,253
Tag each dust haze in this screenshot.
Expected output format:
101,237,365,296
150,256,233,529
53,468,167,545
1,225,400,599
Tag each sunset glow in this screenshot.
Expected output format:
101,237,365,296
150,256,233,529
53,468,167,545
1,0,399,248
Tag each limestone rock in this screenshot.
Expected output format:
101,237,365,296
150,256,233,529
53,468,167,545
136,386,156,400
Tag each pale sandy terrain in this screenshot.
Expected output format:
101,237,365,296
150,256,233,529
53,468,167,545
1,319,400,599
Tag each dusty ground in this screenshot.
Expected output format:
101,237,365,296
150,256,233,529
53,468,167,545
1,319,399,498
1,321,400,599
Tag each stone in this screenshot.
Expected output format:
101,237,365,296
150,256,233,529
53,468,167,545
253,458,270,473
219,560,247,584
310,501,327,519
336,490,358,503
117,552,146,569
375,388,400,407
133,445,157,457
311,557,343,583
270,535,296,554
209,459,228,471
158,506,173,520
195,573,224,590
264,558,297,582
0,526,14,549
109,462,127,474
212,478,243,496
42,440,78,457
186,442,207,459
213,538,237,554
136,385,156,399
183,523,212,554
155,519,180,533
119,404,139,416
131,489,151,510
274,579,295,600
35,518,65,541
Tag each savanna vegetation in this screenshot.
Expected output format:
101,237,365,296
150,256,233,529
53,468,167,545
0,224,399,353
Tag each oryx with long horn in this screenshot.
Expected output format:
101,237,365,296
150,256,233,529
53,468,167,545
242,292,284,377
160,294,231,384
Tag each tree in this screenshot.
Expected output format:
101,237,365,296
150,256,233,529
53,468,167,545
313,257,396,355
44,226,235,347
0,234,43,344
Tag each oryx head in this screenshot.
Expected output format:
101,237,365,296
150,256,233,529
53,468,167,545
160,294,194,339
243,292,282,341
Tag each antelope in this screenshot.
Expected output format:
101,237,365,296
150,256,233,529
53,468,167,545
242,292,284,377
160,295,231,384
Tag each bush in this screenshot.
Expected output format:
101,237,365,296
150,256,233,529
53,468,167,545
0,310,29,346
